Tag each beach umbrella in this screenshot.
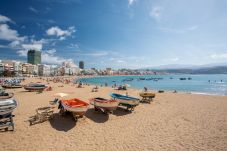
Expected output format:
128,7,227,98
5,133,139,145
54,93,69,98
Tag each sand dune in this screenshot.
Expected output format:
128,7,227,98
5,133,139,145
0,77,227,151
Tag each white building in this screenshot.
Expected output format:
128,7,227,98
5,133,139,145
38,64,51,76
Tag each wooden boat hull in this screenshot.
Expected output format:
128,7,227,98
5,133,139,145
0,99,17,115
110,93,140,106
139,92,155,98
24,84,47,91
0,92,14,100
2,85,22,89
61,99,89,115
90,98,119,111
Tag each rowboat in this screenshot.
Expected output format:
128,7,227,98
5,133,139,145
24,83,48,91
59,98,89,120
139,92,155,98
110,93,140,106
90,97,119,114
139,92,156,103
0,92,14,100
2,85,22,89
0,99,18,116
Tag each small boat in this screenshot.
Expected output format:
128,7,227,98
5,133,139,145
59,98,89,120
90,97,119,113
139,92,155,98
2,84,22,89
0,92,14,100
0,99,18,115
24,83,48,91
122,78,133,82
110,93,139,106
179,78,187,80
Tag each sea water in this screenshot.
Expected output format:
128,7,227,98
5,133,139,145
77,74,227,95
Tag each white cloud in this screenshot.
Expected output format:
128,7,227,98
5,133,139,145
46,49,56,55
149,6,163,21
0,14,12,23
0,24,25,41
0,44,8,48
22,43,43,51
67,43,79,49
159,25,198,34
128,0,136,6
76,51,109,57
46,26,76,40
210,53,227,59
29,6,38,13
170,57,179,62
9,40,21,48
42,51,72,65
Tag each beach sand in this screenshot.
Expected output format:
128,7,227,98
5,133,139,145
0,77,227,151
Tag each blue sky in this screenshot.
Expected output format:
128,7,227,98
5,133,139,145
0,0,227,69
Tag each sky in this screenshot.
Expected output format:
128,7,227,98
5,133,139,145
0,0,227,69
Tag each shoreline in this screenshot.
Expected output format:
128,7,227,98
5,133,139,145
75,75,227,97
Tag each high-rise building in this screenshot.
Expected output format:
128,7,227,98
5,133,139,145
79,61,84,69
27,50,41,65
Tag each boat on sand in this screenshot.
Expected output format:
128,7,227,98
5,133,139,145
2,84,22,89
0,92,14,100
110,93,139,111
0,99,18,116
59,98,89,121
90,97,119,114
139,92,155,98
24,83,48,91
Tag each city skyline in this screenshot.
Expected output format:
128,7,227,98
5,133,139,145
0,0,227,69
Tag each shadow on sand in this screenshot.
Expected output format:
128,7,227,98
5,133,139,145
85,108,109,123
49,113,76,132
112,107,131,116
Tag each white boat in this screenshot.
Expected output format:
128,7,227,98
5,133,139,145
0,99,18,115
110,93,140,106
90,97,119,112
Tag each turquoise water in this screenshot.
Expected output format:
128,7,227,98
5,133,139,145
77,74,227,95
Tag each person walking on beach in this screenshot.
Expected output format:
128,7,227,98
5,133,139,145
144,87,148,92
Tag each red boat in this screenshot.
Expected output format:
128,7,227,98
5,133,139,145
59,98,89,120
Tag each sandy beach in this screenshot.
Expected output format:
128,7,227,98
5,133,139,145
0,77,227,151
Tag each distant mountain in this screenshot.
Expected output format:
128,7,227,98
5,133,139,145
149,62,227,70
151,66,227,74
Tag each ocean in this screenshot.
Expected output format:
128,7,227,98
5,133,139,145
77,74,227,96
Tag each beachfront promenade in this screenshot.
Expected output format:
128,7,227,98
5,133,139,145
0,77,227,151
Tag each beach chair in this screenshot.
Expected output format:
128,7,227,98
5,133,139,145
28,107,54,125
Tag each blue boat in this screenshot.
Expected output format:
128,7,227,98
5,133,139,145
110,93,140,106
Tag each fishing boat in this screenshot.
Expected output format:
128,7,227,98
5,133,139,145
110,93,139,111
24,83,48,91
90,97,119,114
139,92,155,98
122,78,133,82
0,99,18,116
139,92,155,103
59,98,89,121
0,92,14,100
2,84,22,89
